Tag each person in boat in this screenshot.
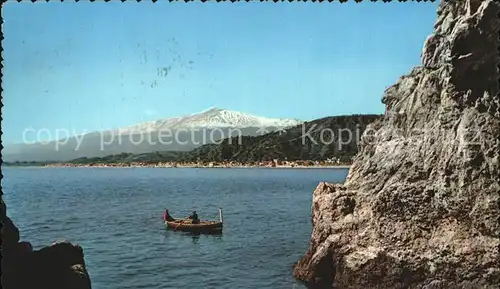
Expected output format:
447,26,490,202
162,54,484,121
188,210,200,224
163,209,174,222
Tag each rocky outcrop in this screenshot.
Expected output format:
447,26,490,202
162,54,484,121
293,0,500,288
1,194,92,289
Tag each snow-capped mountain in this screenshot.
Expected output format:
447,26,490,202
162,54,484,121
3,108,304,162
116,107,303,134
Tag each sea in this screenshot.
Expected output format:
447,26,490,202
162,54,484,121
1,167,349,289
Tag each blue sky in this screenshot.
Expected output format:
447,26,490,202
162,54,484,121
2,1,439,143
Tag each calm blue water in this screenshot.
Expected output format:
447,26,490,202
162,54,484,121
2,167,348,289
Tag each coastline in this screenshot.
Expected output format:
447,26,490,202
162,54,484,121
41,161,352,169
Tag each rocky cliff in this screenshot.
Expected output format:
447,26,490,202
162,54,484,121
293,0,500,288
1,193,92,289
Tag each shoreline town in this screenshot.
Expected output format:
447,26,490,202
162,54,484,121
42,160,352,169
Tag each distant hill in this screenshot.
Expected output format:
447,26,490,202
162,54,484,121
59,114,382,165
181,114,382,163
2,108,303,162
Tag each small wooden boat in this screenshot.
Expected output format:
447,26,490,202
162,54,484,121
165,208,223,234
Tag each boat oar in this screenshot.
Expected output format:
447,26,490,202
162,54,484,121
173,217,190,231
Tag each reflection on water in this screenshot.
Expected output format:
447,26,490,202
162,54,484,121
163,230,223,245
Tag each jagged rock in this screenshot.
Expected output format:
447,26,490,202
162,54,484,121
293,0,500,288
1,195,92,289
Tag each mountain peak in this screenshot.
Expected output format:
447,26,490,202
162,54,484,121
117,108,303,134
195,107,224,114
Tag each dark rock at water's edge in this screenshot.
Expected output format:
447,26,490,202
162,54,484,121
1,194,92,289
293,0,500,288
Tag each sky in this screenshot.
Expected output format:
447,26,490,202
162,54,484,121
2,1,439,144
